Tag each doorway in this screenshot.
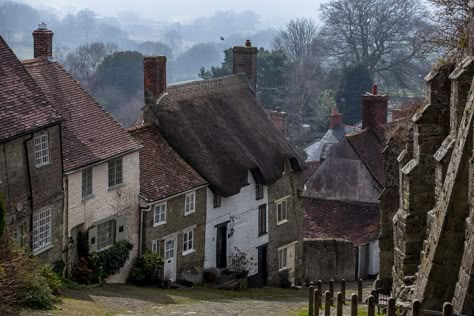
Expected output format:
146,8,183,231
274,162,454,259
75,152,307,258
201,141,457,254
216,224,227,268
164,236,177,281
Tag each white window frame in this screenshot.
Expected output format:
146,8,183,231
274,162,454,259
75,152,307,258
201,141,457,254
81,168,93,200
276,198,289,225
108,157,123,188
278,246,288,271
182,228,195,256
97,219,115,250
32,208,52,253
152,240,159,253
34,134,50,167
184,191,196,216
153,202,167,226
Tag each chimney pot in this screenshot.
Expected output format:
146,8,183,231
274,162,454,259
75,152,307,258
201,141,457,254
245,40,251,47
372,83,378,95
38,22,47,30
276,106,281,112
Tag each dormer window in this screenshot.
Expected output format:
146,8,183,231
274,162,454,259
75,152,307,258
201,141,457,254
256,183,264,200
185,191,196,215
240,172,249,187
213,193,222,208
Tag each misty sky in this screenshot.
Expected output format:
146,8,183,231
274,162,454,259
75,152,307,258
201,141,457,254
21,0,327,27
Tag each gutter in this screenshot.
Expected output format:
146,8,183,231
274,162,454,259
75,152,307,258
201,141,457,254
139,202,152,256
23,134,34,250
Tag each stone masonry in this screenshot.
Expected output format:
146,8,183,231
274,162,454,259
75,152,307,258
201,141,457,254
379,4,474,313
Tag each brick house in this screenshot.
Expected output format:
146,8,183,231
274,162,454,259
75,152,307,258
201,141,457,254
0,34,64,263
22,24,142,282
303,86,387,280
139,41,305,287
129,124,208,283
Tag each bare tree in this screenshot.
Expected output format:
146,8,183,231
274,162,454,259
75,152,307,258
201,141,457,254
63,42,118,89
320,0,433,88
273,18,319,62
429,0,470,54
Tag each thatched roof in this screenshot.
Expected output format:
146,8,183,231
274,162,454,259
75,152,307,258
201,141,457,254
147,74,304,197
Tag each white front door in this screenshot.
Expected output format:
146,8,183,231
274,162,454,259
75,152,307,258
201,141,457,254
164,237,177,282
287,243,296,285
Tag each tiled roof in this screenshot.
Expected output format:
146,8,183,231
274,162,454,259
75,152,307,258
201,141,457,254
305,125,360,162
22,59,141,172
129,124,207,202
0,36,61,142
303,198,379,246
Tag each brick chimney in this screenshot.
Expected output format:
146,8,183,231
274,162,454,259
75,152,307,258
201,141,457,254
269,107,288,137
143,56,167,105
361,84,388,140
329,107,343,129
32,22,53,59
233,40,258,93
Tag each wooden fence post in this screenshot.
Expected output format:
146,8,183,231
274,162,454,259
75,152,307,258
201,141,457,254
336,292,343,316
443,302,453,316
309,285,314,316
313,289,320,316
387,297,396,316
329,279,334,305
324,291,331,316
351,293,358,316
367,295,375,316
341,279,346,302
358,279,363,302
317,280,323,307
412,300,422,316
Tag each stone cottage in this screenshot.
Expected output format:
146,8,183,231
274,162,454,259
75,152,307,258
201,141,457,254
129,124,208,283
0,34,64,263
22,24,142,282
140,41,305,287
378,4,474,313
303,86,387,280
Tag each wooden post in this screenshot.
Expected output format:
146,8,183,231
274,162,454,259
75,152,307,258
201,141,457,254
341,279,346,302
317,280,323,307
387,297,396,316
336,292,343,316
443,302,453,316
351,293,358,316
313,289,320,316
329,279,334,305
367,295,375,316
309,285,314,316
358,279,363,302
324,291,331,316
412,300,422,316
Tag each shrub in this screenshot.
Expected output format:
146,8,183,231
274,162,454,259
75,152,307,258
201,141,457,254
127,251,164,286
89,240,133,281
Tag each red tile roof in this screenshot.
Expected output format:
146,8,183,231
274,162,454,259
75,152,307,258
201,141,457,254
0,36,61,142
22,59,141,172
303,198,379,246
129,124,207,202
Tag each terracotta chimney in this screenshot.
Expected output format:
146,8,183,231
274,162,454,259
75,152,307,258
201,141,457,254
329,107,343,129
361,84,388,140
233,40,258,93
269,107,288,137
143,56,167,105
32,22,53,59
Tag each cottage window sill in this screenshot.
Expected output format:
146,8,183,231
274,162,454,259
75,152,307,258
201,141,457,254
82,194,95,202
32,243,53,256
258,232,268,237
182,249,195,256
153,221,167,227
35,161,52,169
277,219,288,226
108,183,125,191
184,210,195,217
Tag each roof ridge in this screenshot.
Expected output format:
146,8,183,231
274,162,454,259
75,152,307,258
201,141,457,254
167,73,249,98
127,123,152,133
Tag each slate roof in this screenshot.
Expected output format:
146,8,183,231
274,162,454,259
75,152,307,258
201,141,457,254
129,124,207,203
303,198,379,246
0,36,61,142
22,58,141,172
305,124,360,162
148,74,304,197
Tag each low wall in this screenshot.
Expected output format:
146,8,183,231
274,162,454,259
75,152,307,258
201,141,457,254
303,238,356,282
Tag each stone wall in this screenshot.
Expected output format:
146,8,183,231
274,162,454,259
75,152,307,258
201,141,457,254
0,125,63,263
143,186,207,284
267,163,304,285
303,238,355,282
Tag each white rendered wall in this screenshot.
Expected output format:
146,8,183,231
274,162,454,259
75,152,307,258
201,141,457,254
204,171,268,277
66,151,140,283
368,240,380,276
